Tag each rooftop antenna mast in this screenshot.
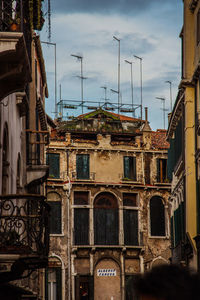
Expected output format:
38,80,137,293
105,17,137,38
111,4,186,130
165,80,173,112
156,97,166,129
101,86,109,105
113,36,120,114
125,59,134,117
71,54,87,114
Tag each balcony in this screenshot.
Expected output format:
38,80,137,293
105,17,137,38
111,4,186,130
0,194,49,256
0,0,44,100
26,130,49,185
0,194,50,283
72,172,96,181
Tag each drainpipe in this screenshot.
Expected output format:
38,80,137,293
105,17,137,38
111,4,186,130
67,176,71,300
142,152,145,185
139,255,144,273
64,173,71,300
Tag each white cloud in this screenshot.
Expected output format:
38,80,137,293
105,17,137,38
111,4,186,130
41,3,182,130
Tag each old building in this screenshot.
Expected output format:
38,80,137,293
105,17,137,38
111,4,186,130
167,0,200,270
0,0,50,299
46,108,171,300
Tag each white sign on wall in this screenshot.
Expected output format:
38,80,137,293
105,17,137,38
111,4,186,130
97,269,116,276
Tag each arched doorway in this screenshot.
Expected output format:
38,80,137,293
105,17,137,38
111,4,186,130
94,258,121,300
94,192,119,245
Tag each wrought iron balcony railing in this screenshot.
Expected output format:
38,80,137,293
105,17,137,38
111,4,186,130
0,194,50,256
0,0,44,33
26,130,49,166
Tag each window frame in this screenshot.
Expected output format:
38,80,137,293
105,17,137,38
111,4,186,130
46,153,60,179
94,192,119,246
157,158,168,183
123,193,139,246
47,192,63,236
123,156,137,181
76,154,90,180
73,191,90,246
149,196,166,238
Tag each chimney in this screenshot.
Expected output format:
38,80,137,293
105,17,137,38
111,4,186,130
145,107,148,123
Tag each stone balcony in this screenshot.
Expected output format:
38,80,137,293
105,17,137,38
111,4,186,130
0,32,31,101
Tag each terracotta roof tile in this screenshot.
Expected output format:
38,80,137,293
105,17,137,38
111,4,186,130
151,129,169,149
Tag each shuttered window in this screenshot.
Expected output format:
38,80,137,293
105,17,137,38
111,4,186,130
157,158,168,183
124,156,136,180
48,201,62,234
47,153,60,179
94,192,119,245
124,210,138,245
150,196,165,236
74,208,89,245
76,154,89,179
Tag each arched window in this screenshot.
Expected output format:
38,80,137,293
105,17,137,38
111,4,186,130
94,192,119,245
150,196,165,236
2,124,9,195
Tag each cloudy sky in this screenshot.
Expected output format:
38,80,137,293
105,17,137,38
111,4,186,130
41,0,183,130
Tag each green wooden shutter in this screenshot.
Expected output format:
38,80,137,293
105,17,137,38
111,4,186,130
74,208,89,245
124,156,129,179
124,210,138,246
76,154,89,179
47,153,60,178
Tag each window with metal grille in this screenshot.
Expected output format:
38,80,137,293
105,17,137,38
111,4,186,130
76,154,89,179
94,192,119,245
150,196,165,236
157,158,168,183
123,156,136,180
46,153,60,179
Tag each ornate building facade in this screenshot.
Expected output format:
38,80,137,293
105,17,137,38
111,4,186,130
46,108,171,300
